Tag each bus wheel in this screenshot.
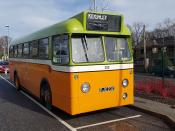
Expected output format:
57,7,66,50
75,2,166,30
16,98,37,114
41,83,52,110
14,73,21,91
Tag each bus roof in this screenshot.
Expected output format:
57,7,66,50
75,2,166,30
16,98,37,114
11,11,131,45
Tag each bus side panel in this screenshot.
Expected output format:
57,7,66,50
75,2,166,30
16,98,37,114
27,63,51,97
50,71,79,114
10,61,79,115
9,61,15,82
9,61,26,87
19,62,28,88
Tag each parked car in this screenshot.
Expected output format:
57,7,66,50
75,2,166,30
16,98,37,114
0,61,9,73
152,59,175,78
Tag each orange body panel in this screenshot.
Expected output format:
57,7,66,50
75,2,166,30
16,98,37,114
10,61,134,115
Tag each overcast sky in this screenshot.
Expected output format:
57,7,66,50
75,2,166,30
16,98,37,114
0,0,174,39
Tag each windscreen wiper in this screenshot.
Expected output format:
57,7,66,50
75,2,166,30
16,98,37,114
84,35,88,50
81,38,89,62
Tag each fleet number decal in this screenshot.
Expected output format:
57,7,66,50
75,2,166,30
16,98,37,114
99,86,115,92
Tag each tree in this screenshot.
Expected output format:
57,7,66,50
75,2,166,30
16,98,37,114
163,18,174,29
129,22,146,46
153,18,175,39
0,37,6,58
0,37,6,49
163,18,175,37
0,36,12,59
89,0,111,12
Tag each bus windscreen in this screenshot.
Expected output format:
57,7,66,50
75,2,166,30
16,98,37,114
72,36,104,63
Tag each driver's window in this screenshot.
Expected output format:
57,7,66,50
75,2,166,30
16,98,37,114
52,35,69,64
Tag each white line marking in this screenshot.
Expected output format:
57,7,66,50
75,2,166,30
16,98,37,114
0,75,76,131
0,75,16,88
20,91,76,131
0,75,141,131
75,115,142,130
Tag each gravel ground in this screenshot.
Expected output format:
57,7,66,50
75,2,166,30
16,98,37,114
135,90,175,106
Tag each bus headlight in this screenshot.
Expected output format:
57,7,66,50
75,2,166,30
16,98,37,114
122,79,129,87
123,93,128,99
81,83,90,93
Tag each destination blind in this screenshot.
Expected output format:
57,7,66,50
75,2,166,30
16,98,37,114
86,13,121,32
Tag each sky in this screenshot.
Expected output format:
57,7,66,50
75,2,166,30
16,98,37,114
0,0,175,39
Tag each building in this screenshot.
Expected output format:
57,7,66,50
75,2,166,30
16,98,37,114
134,33,175,73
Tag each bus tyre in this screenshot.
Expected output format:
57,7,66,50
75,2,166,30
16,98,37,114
14,73,20,91
41,83,52,110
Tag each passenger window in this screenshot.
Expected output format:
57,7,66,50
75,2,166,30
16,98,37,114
23,43,29,58
39,38,49,59
9,46,14,58
52,35,69,64
14,45,18,57
30,41,38,59
17,44,23,58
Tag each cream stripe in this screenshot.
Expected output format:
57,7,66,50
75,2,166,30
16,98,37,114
9,58,133,73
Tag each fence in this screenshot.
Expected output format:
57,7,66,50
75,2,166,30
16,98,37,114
135,75,175,98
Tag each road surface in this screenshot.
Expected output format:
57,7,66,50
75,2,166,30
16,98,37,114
0,73,173,131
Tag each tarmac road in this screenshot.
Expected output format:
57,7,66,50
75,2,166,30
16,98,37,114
0,73,173,131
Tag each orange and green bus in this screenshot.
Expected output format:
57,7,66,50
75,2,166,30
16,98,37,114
9,11,134,115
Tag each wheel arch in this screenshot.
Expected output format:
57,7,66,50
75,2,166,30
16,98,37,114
14,69,17,77
13,68,18,81
40,78,52,99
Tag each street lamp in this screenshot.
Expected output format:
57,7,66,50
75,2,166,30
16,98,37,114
4,25,10,60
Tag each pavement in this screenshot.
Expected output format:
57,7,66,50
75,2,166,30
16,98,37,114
134,73,175,128
133,97,175,128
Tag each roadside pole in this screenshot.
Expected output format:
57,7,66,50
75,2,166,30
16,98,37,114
161,47,165,87
143,25,147,72
5,25,10,60
161,36,166,88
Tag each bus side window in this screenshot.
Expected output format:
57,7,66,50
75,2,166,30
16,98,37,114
9,46,14,58
14,45,18,58
30,41,38,59
52,35,69,64
38,38,49,59
23,43,29,58
17,44,23,58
